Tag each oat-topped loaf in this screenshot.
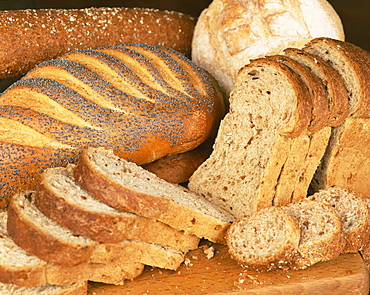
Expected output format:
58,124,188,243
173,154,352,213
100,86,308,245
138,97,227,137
0,43,225,208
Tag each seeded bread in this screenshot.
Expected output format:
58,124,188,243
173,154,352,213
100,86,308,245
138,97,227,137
0,43,225,209
308,187,370,253
36,165,199,251
73,147,235,243
189,58,312,218
0,281,87,295
225,206,300,270
281,200,345,269
303,37,370,117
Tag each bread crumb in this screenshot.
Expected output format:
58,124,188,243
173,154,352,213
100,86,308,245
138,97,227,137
183,258,193,266
204,246,215,259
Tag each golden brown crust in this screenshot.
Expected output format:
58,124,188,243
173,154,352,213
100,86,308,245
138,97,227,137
0,7,196,79
0,44,225,209
283,47,349,127
7,192,96,266
0,264,46,288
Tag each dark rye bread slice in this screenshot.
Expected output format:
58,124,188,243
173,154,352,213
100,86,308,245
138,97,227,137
0,281,87,295
225,206,300,270
281,200,345,269
308,187,370,253
36,165,199,251
189,58,312,218
7,191,97,266
283,47,349,127
303,37,370,117
73,147,235,244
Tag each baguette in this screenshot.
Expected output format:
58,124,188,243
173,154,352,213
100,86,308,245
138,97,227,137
0,7,196,79
0,43,225,209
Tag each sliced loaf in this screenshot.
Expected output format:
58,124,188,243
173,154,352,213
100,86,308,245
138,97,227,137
303,37,370,117
308,187,370,253
7,191,97,266
281,200,345,269
225,206,300,270
189,58,312,218
283,47,349,127
73,147,234,243
0,281,87,295
36,165,199,251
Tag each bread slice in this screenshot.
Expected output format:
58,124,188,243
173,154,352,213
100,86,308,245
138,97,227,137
225,206,300,270
36,165,199,251
0,281,87,295
308,187,370,253
189,58,312,218
303,37,370,117
73,147,234,243
283,47,349,127
281,200,345,269
7,191,97,266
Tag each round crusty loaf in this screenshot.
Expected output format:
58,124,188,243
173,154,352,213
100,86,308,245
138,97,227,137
0,43,225,209
0,7,196,79
192,0,345,96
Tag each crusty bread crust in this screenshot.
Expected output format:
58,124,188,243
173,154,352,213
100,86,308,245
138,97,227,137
0,44,225,209
0,7,196,79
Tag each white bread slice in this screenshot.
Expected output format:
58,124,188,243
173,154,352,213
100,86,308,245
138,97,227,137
73,147,235,243
225,206,300,270
189,58,312,218
0,281,87,295
308,187,370,253
36,165,199,251
303,37,370,117
281,200,345,269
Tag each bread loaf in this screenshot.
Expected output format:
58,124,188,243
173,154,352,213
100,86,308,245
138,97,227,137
188,58,312,218
0,43,225,209
73,147,235,243
0,281,88,295
0,7,196,79
35,165,199,250
192,0,345,96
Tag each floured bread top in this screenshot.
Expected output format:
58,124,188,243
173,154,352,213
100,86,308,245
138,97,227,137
192,0,345,95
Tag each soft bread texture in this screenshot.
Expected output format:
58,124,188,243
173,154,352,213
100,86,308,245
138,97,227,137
0,211,144,287
0,7,196,79
192,0,344,96
0,281,87,295
226,206,300,270
7,191,97,266
308,187,370,253
188,58,312,218
0,43,225,208
303,37,370,117
73,147,235,243
281,200,345,269
36,165,199,251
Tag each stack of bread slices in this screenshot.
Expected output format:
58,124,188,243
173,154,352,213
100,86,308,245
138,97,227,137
0,146,234,294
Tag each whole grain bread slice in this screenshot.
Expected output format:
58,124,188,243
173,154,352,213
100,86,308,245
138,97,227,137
308,187,370,253
0,281,87,295
189,58,312,218
281,200,345,269
225,206,300,270
36,165,199,251
303,37,370,117
73,147,235,243
7,191,97,266
283,47,349,127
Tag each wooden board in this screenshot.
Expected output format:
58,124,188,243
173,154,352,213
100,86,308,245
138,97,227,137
87,241,369,294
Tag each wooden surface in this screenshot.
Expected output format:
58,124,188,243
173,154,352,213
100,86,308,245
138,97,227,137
88,242,369,294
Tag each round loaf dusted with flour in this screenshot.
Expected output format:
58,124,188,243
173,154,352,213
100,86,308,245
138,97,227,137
0,43,225,208
192,0,345,96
